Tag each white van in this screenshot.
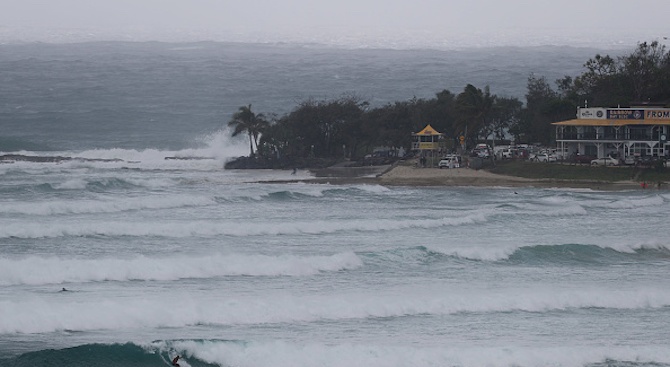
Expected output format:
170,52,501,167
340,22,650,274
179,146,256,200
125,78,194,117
438,155,461,168
501,148,516,159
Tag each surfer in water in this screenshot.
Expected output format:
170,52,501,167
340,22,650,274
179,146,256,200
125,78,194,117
172,355,181,367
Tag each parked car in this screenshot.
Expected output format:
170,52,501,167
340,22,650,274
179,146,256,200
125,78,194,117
438,156,461,169
476,150,490,158
635,156,666,168
590,157,619,166
501,148,516,159
554,149,568,160
534,153,557,163
571,154,597,164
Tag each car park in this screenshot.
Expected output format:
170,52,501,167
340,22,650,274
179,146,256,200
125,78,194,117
590,157,619,166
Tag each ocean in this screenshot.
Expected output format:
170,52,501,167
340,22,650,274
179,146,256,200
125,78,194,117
1,41,669,367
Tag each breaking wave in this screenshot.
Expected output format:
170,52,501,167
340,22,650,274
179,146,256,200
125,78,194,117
0,213,489,239
0,252,363,286
4,340,670,367
2,285,670,334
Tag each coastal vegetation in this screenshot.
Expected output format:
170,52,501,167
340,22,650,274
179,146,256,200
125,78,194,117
227,104,270,157
227,41,670,167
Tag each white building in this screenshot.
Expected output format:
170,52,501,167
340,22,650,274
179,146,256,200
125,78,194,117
553,106,670,160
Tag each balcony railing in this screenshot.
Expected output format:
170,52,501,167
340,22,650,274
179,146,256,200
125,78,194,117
557,131,653,141
628,133,652,140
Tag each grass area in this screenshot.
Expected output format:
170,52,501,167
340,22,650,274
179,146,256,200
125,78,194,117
487,160,670,183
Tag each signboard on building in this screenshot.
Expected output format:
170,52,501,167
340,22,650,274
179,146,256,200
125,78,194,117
577,108,606,119
418,142,439,150
607,109,644,119
645,110,670,119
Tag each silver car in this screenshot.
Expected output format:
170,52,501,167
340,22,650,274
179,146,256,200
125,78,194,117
534,153,557,162
590,157,619,166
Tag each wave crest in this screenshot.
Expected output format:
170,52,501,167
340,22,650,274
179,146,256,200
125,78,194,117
0,252,363,286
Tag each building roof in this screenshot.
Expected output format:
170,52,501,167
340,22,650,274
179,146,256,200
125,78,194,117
413,124,443,135
552,118,670,126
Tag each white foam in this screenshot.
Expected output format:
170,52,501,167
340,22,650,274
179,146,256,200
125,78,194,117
351,184,392,194
426,238,670,262
52,178,89,190
604,238,670,254
426,243,519,262
0,212,489,239
3,285,670,335
161,340,670,367
0,128,248,172
0,194,215,216
0,252,363,286
580,194,665,210
508,201,588,217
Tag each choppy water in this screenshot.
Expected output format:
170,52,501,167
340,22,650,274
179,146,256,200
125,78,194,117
2,155,670,367
0,41,607,152
1,42,668,367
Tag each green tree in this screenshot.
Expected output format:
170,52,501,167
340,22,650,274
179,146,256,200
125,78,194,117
492,96,523,142
522,75,556,144
258,115,295,159
262,96,367,159
227,104,269,157
568,41,670,106
421,90,457,139
521,74,575,145
455,84,496,147
363,99,425,157
621,41,667,102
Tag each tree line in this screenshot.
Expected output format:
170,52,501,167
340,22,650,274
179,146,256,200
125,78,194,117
228,41,670,161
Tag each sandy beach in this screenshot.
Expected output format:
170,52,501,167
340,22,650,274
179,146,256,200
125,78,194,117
378,165,533,187
304,163,645,190
378,165,646,190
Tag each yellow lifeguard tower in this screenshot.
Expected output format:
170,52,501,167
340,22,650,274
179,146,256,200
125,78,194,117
412,124,444,166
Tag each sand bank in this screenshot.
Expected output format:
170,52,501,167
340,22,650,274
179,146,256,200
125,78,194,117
376,165,643,190
297,163,645,191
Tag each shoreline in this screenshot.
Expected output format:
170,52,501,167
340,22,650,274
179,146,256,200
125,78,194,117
378,165,644,190
290,164,649,191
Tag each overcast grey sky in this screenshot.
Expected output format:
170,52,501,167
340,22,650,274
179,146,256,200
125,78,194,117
1,0,668,47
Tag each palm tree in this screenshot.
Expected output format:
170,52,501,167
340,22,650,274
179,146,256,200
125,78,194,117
227,104,269,157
